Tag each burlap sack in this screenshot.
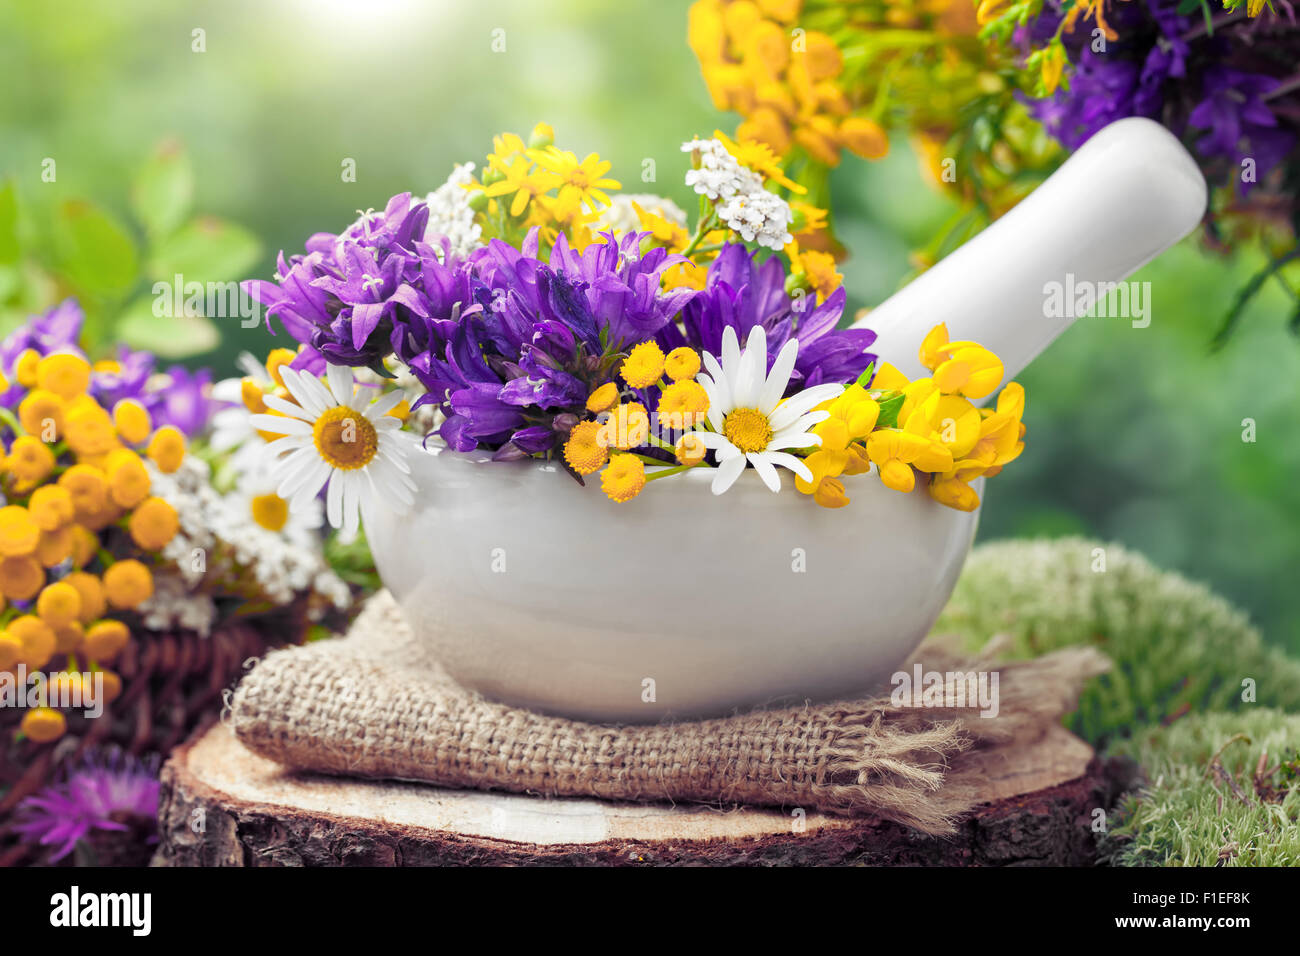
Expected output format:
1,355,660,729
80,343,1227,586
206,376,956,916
229,591,1108,834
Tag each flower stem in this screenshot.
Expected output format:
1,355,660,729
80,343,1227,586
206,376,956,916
645,462,703,481
681,210,718,257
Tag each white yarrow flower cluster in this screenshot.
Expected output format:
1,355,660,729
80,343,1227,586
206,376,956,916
594,193,687,236
140,457,350,635
681,138,794,250
423,162,483,261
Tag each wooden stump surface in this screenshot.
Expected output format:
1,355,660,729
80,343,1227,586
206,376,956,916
154,722,1125,866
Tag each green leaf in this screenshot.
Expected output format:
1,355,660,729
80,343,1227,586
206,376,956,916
131,139,194,240
116,294,220,359
875,390,905,429
147,215,261,284
0,180,19,265
50,199,139,298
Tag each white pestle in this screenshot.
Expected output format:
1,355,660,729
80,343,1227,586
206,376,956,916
855,117,1209,384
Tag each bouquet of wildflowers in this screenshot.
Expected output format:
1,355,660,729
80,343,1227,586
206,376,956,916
0,300,350,750
980,0,1300,341
237,124,1026,526
687,0,1062,259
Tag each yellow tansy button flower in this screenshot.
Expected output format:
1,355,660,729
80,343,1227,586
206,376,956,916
21,707,66,743
128,497,179,551
563,420,609,476
620,342,666,389
0,506,40,557
83,619,130,662
663,347,702,382
36,352,91,399
112,399,152,444
146,425,186,473
36,581,82,628
103,559,153,610
0,555,44,601
600,453,646,503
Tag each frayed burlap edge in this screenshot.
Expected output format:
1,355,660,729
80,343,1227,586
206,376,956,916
230,591,1108,835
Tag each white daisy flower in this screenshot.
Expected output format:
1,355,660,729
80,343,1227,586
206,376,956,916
691,325,844,496
225,466,325,551
209,352,272,475
250,364,417,541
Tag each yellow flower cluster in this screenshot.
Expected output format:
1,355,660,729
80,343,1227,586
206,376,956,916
562,346,712,503
0,350,186,744
469,123,622,251
796,323,1025,510
689,0,890,167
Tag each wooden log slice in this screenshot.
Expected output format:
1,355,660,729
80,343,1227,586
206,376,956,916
155,723,1123,866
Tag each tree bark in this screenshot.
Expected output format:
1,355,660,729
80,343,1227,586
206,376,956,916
155,723,1130,867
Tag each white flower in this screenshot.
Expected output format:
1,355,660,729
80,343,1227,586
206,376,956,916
595,193,687,236
423,162,483,261
682,138,754,201
209,352,272,474
142,456,350,634
681,138,793,251
250,364,417,541
225,466,324,551
691,325,843,495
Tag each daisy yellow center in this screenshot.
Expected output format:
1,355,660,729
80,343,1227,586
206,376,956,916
251,493,290,532
312,407,378,471
722,407,773,455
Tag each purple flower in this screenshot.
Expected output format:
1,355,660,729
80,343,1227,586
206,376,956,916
145,365,214,436
1190,67,1295,188
0,297,82,370
0,299,217,436
12,749,160,862
391,227,703,453
243,193,432,371
658,243,876,392
1021,0,1297,197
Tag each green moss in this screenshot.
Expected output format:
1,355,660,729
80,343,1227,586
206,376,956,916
938,537,1300,745
1100,709,1300,867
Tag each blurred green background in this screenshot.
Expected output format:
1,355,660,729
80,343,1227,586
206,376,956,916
1,0,1296,652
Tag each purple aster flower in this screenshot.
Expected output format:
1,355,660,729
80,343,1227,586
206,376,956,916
12,749,160,863
658,243,876,392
